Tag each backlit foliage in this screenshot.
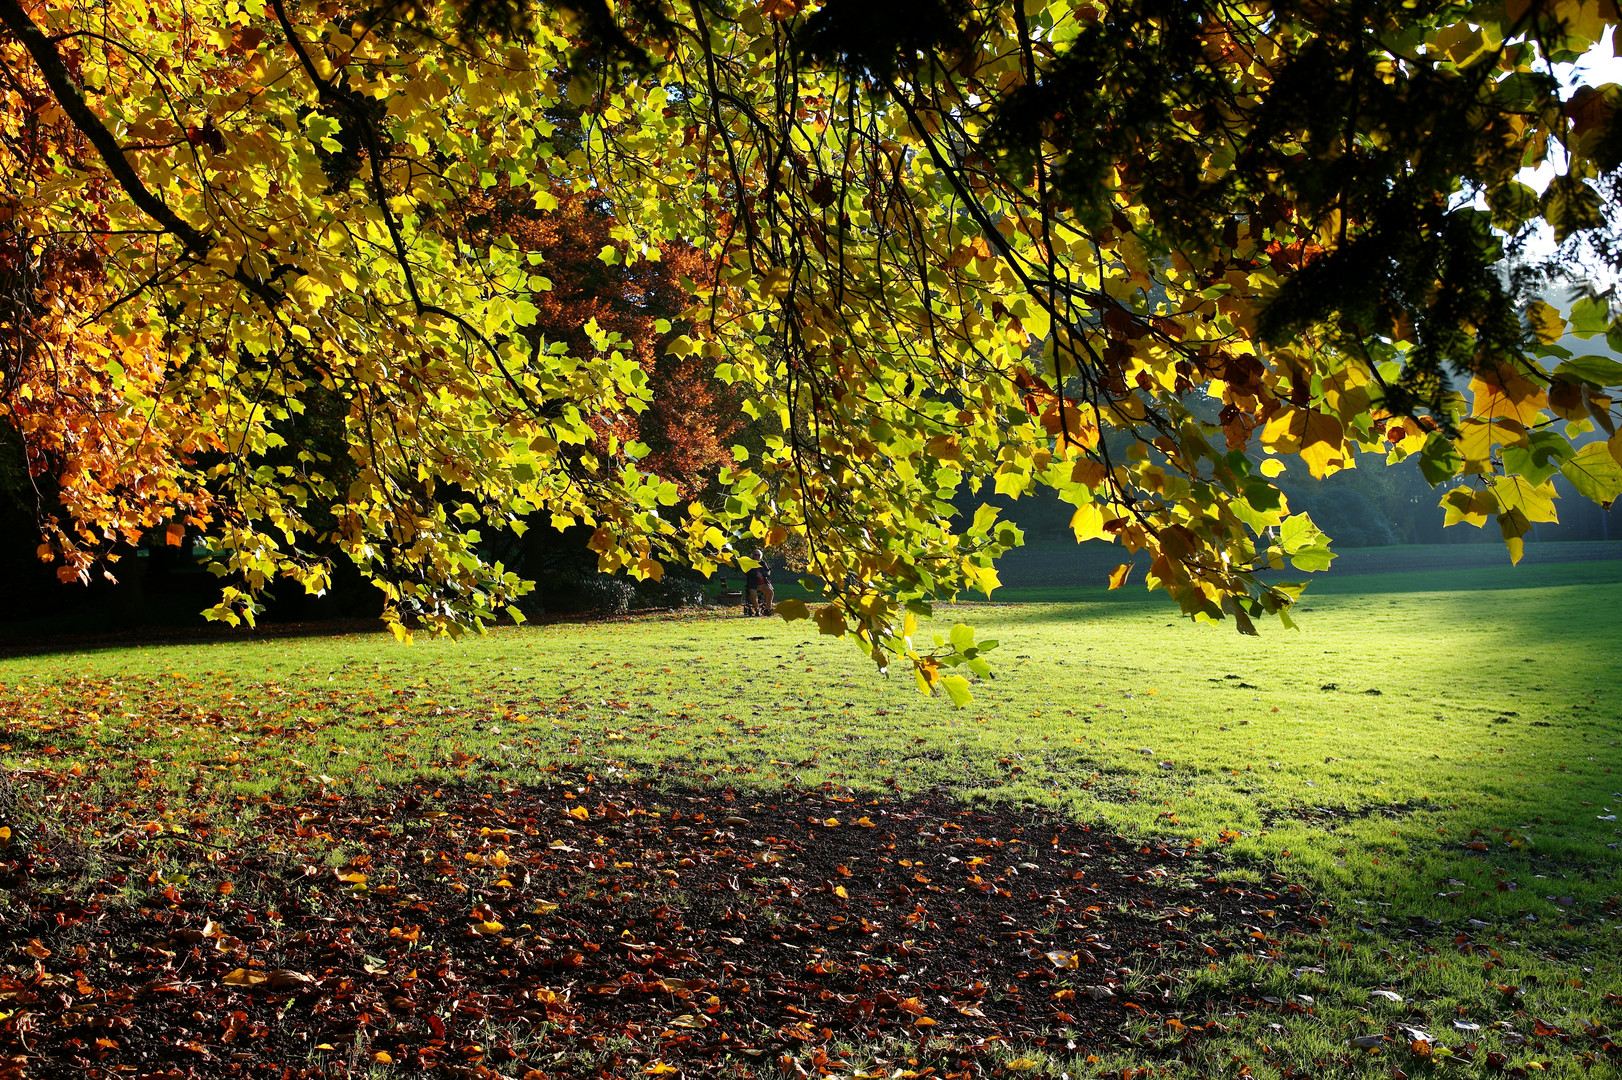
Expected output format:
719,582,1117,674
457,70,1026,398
2,0,1621,692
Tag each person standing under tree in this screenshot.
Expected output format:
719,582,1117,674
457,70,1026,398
743,549,773,616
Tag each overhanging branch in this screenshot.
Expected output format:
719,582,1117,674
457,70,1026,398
0,0,284,309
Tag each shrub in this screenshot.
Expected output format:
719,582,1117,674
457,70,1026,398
632,570,708,609
577,574,636,615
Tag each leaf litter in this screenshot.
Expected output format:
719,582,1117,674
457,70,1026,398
0,768,1328,1079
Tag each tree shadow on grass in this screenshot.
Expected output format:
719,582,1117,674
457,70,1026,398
0,618,392,662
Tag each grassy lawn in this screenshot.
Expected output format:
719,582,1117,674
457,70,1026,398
1,552,1619,1078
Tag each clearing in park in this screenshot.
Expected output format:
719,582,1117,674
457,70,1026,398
1,546,1618,1079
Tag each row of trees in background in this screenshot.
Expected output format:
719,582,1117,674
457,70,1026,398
994,455,1620,550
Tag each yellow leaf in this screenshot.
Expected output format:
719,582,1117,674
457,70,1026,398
925,433,962,461
1071,457,1108,488
759,267,793,298
774,597,809,621
1435,21,1489,64
1526,299,1566,343
1491,474,1559,524
221,968,267,988
822,817,840,827
965,561,1001,596
1258,458,1285,478
814,603,846,637
1260,406,1304,453
1500,509,1529,564
1261,407,1349,478
1297,411,1349,479
373,1051,394,1064
1440,486,1497,528
834,885,849,899
1469,365,1549,426
1069,502,1107,542
1457,416,1528,467
568,806,590,821
1107,563,1131,590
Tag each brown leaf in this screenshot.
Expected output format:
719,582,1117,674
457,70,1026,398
264,969,314,991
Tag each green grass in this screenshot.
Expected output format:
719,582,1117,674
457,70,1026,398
3,553,1620,1077
992,537,1622,591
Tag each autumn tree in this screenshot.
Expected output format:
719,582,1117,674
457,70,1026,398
460,186,741,500
1,0,1620,693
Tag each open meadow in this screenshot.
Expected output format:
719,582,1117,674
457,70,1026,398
1,550,1619,1079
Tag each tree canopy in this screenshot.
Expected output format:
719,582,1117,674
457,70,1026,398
2,0,1621,694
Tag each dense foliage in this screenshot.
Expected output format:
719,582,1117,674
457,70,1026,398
3,0,1622,691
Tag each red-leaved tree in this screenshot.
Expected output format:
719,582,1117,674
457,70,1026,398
465,187,741,501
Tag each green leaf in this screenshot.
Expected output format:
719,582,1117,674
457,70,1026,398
993,465,1030,499
1277,513,1314,553
1486,179,1541,230
1279,514,1335,572
1552,355,1622,387
1559,441,1622,506
1418,431,1464,486
1568,296,1612,337
1501,430,1574,486
566,76,594,107
970,502,1001,536
1288,541,1335,574
940,674,973,708
1543,175,1605,243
